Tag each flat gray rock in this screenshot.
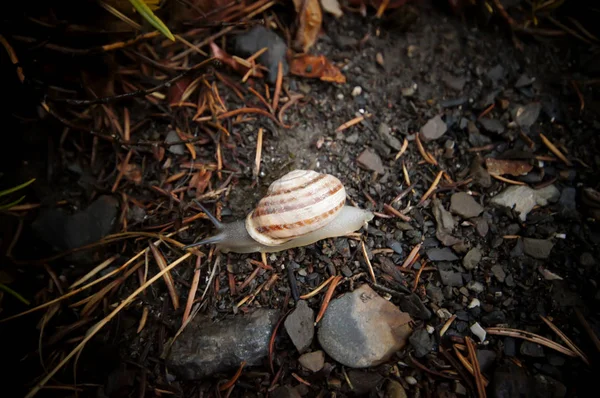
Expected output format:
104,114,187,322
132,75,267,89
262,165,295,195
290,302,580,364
463,247,482,270
420,115,447,141
427,247,459,261
357,148,385,174
298,350,325,372
450,192,484,218
167,309,279,379
317,284,412,368
284,300,314,353
523,238,555,259
490,185,560,221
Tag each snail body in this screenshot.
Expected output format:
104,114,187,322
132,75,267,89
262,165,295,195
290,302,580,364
185,170,374,254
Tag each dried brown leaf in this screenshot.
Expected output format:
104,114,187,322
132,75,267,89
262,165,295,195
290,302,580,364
209,41,263,78
290,54,346,83
293,0,323,52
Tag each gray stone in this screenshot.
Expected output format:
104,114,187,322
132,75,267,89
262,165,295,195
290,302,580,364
443,74,466,91
284,300,314,353
467,121,492,147
487,64,505,82
514,102,541,128
234,26,288,83
467,280,485,293
317,284,412,368
490,185,560,221
433,199,461,246
347,371,384,395
463,247,482,270
558,187,578,219
378,123,403,151
386,380,408,398
474,217,489,237
533,375,566,398
438,269,463,287
491,265,506,283
491,363,531,398
167,309,279,379
482,310,506,325
450,192,484,218
409,328,433,357
515,74,535,87
520,341,545,357
479,118,504,134
270,385,302,398
523,238,555,259
357,148,385,174
420,115,447,141
345,132,359,144
32,195,119,254
427,247,459,261
476,350,497,373
298,350,325,372
165,130,185,155
426,284,444,304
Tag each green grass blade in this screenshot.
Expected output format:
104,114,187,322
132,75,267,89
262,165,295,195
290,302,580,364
0,195,25,210
0,178,35,198
0,283,30,305
128,0,175,41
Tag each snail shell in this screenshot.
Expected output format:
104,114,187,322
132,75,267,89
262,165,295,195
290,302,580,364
245,170,347,246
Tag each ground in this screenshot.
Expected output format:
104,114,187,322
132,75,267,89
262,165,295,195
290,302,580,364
1,1,600,397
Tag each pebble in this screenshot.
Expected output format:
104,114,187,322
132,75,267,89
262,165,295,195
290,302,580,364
438,268,463,287
347,371,384,395
558,187,578,219
420,115,447,141
450,192,484,218
467,280,485,293
427,248,459,261
270,385,302,398
470,322,486,342
378,123,403,151
443,74,466,91
284,300,314,353
165,130,185,155
352,86,362,97
491,264,507,282
468,298,481,308
520,341,545,357
491,363,530,397
387,239,403,255
386,380,408,398
427,285,444,304
514,102,542,128
405,376,418,385
523,238,555,259
490,185,560,221
533,374,567,397
32,195,119,256
515,74,535,87
463,247,482,270
474,217,489,237
317,284,412,367
433,199,461,246
479,118,505,134
167,309,279,379
298,350,325,372
476,350,497,373
482,310,506,325
357,148,385,174
234,26,288,83
345,132,359,144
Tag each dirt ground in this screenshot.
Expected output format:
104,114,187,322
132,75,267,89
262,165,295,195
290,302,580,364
1,1,600,397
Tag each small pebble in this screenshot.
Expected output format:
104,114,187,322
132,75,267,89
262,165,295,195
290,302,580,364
352,86,362,97
470,322,487,342
468,298,481,308
405,376,418,385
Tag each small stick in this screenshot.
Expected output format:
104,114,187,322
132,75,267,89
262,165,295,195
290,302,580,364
137,307,149,333
402,160,411,186
394,138,409,161
486,327,577,357
253,127,264,180
418,170,444,205
452,344,489,386
383,203,411,222
149,245,179,310
218,361,246,391
574,307,600,354
182,256,202,325
272,61,283,111
315,275,342,324
412,261,426,292
0,34,25,82
540,315,590,365
400,243,422,268
465,337,487,398
415,133,437,165
539,133,572,166
440,314,457,337
299,275,336,299
477,103,495,119
361,240,376,283
491,174,526,185
335,114,369,132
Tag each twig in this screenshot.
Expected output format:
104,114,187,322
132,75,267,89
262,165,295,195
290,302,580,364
24,253,193,398
574,307,600,354
360,240,376,283
539,133,572,166
218,361,246,391
148,245,180,310
418,171,444,206
254,128,263,180
491,174,526,185
400,242,422,269
415,133,437,165
335,114,371,132
272,61,283,111
540,315,589,365
394,138,409,161
486,327,577,357
299,275,336,299
47,58,215,105
0,34,25,82
315,275,342,324
465,337,486,398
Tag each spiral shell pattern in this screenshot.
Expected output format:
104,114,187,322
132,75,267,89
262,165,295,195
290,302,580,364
245,170,347,246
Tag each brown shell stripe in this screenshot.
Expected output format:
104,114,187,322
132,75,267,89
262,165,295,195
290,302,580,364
254,201,344,236
266,173,327,197
252,183,344,217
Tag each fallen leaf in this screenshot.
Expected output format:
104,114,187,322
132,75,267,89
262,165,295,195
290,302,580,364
167,76,192,105
293,0,323,52
485,158,533,176
289,54,346,84
209,41,263,78
320,0,343,17
189,170,212,196
117,163,143,185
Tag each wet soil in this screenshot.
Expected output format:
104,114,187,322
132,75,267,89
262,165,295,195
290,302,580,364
1,1,600,397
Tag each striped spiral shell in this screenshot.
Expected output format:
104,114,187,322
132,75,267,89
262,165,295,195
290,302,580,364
245,170,347,247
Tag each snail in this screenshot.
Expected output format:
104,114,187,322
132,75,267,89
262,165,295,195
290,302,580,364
184,169,374,254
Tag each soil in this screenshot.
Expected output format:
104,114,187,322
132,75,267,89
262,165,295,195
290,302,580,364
1,1,600,397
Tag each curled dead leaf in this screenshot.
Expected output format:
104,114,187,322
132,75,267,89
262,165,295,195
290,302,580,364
293,0,323,53
289,54,346,84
